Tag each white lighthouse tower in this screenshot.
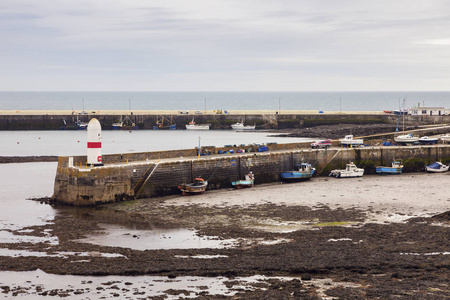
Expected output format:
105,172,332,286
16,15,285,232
87,118,103,166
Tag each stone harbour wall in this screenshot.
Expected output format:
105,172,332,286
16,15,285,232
52,145,450,206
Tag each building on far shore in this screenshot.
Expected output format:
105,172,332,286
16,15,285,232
408,105,449,116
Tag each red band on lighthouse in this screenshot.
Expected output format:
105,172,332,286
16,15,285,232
87,142,102,148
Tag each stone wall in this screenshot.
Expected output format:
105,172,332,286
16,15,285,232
2,113,448,130
52,145,450,206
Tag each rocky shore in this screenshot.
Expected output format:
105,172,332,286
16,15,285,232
0,173,449,298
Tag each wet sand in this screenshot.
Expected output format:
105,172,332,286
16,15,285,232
0,173,449,298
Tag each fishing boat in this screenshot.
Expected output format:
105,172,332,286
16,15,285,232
153,116,176,130
112,116,138,130
231,172,254,188
329,162,364,178
440,133,450,143
376,161,403,175
178,178,208,195
425,162,449,173
281,163,315,181
185,118,210,130
339,135,364,147
75,120,88,130
394,133,419,144
231,122,255,130
419,136,439,145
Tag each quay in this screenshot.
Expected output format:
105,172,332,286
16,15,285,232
53,142,450,206
1,109,448,130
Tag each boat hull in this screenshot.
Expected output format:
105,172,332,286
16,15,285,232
231,180,254,188
376,166,403,175
178,183,208,195
153,124,176,130
186,124,210,130
280,170,315,181
419,138,438,144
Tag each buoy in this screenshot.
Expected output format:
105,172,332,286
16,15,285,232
87,118,103,166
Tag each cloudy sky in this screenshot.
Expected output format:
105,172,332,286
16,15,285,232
1,0,450,91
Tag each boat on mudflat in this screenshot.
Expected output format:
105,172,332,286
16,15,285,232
231,172,254,188
425,162,449,173
231,122,255,130
376,161,403,175
394,133,419,144
185,118,210,130
178,178,208,195
419,136,439,145
281,163,315,181
329,162,364,178
339,135,364,147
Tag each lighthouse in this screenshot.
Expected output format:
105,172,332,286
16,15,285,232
87,118,103,166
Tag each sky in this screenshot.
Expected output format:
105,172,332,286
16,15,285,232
1,0,450,91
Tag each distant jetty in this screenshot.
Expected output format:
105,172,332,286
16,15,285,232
0,109,446,130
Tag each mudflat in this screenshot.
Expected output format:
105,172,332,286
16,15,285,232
1,172,449,299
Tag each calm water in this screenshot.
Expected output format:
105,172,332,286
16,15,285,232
1,91,450,111
1,130,313,156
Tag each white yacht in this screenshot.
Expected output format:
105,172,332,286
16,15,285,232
394,133,419,144
339,135,364,147
329,162,364,178
231,122,255,130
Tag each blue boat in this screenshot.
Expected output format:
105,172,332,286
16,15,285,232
153,117,176,130
232,172,254,188
281,163,315,181
376,161,403,175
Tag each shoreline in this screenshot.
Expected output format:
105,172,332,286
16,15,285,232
0,172,449,298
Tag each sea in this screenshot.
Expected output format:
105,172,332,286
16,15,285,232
1,91,450,111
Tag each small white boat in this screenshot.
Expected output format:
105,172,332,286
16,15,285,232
185,118,210,130
419,136,439,145
441,134,450,143
425,162,449,173
329,162,364,178
394,133,419,144
339,135,364,147
231,122,255,130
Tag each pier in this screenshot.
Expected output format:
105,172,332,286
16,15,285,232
0,109,448,130
53,143,450,206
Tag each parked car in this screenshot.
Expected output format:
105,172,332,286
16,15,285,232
311,139,332,149
178,111,189,114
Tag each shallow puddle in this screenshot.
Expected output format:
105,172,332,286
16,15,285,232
76,224,237,250
0,270,295,299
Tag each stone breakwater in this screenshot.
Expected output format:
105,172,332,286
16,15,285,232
52,144,450,206
0,110,444,130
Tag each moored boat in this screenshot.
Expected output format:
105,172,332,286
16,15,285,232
339,135,364,147
281,163,315,181
419,136,438,145
394,133,419,144
153,116,176,130
185,118,210,130
178,178,208,195
112,116,139,130
441,134,450,143
231,172,254,188
425,162,449,173
231,122,255,130
376,161,403,175
329,162,364,178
